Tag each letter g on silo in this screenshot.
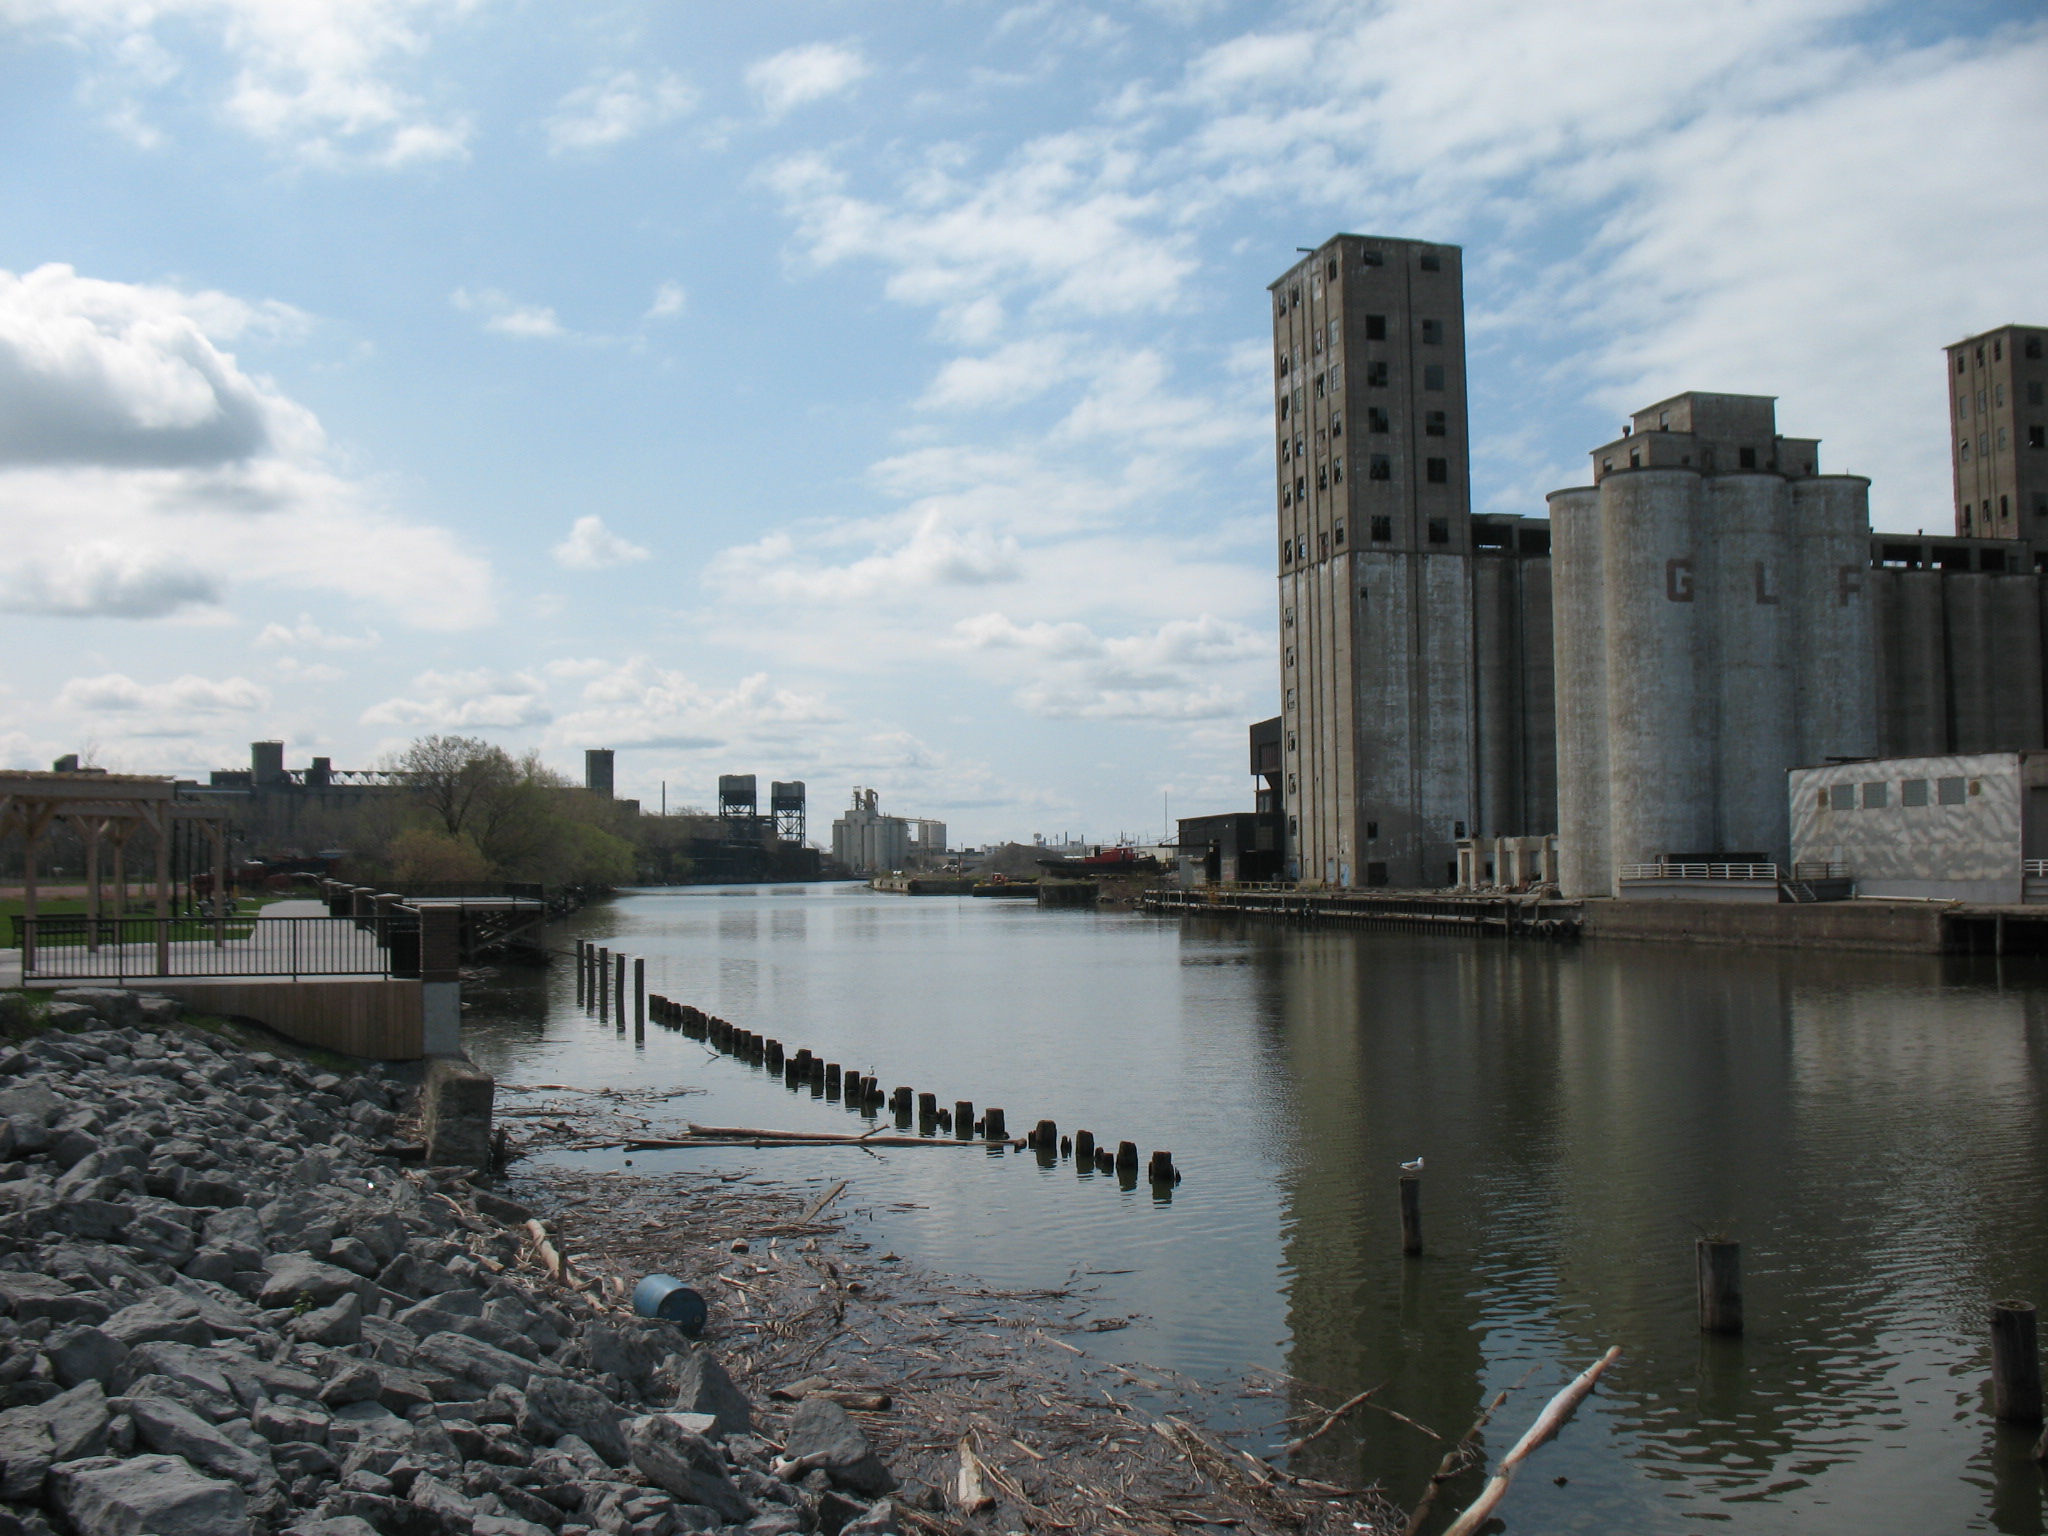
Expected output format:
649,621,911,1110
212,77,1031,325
1665,558,1695,602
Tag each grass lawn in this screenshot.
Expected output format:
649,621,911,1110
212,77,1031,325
0,893,286,947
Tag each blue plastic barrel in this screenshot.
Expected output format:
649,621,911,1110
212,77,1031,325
631,1274,708,1335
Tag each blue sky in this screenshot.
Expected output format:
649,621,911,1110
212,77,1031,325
1,0,2043,845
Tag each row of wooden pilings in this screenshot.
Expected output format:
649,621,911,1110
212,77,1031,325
570,939,1181,1192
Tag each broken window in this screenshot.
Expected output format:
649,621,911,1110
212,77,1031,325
1366,362,1389,387
1369,455,1392,481
1425,410,1447,437
1426,458,1448,483
1421,319,1443,344
1365,314,1387,341
1370,515,1391,541
1368,407,1390,433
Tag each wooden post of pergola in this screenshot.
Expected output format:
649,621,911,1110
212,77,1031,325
0,772,229,980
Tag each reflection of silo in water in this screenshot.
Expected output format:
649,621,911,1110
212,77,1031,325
1602,470,1712,871
1791,477,1878,767
1708,474,1794,859
1549,487,1608,897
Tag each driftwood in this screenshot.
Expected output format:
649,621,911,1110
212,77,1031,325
1275,1382,1383,1455
955,1434,994,1512
1440,1347,1623,1536
801,1179,850,1223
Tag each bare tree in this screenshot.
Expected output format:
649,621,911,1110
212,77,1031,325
392,736,517,840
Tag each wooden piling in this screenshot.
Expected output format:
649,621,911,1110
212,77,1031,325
765,1040,784,1071
1115,1140,1138,1172
633,958,645,1036
1696,1239,1742,1334
574,941,586,1005
955,1101,974,1140
1147,1150,1175,1184
1073,1129,1094,1163
918,1092,939,1118
1094,1146,1113,1172
614,953,626,1028
597,947,610,1012
1400,1174,1422,1256
825,1064,841,1094
984,1108,1007,1141
1994,1301,2043,1423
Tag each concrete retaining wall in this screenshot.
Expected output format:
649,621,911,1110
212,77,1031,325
1581,897,1947,952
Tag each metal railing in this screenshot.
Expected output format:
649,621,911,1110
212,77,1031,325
17,915,394,982
1617,863,1781,881
1793,862,1850,881
2026,861,2048,878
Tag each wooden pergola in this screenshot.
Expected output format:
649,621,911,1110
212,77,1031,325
0,771,231,972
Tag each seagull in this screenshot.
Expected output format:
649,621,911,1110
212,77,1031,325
1400,1157,1424,1173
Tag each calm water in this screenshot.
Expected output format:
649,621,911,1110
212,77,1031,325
461,884,2048,1534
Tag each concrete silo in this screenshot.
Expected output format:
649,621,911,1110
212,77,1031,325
1790,477,1878,767
1548,488,1608,896
1707,474,1796,860
1599,468,1713,876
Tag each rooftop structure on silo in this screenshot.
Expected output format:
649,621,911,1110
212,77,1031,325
1947,325,2048,545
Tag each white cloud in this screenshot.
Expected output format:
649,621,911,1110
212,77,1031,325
746,42,869,118
0,264,492,628
545,656,841,753
360,668,552,729
450,286,568,340
546,68,695,154
955,610,1265,720
645,282,686,321
254,614,379,650
918,336,1075,411
552,514,649,571
708,509,1020,603
0,542,219,618
7,0,477,166
58,671,270,715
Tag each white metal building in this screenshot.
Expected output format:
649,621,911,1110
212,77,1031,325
1789,751,2048,903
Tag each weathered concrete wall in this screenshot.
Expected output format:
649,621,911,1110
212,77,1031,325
420,1055,494,1169
1581,897,1947,952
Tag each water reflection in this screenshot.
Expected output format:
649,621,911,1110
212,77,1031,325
464,889,2048,1534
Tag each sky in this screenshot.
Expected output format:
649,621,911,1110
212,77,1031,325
1,0,2043,846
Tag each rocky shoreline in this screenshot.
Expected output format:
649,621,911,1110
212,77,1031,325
0,994,1400,1536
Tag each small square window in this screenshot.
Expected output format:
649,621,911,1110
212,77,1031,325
1334,521,1346,545
1331,411,1344,437
1325,259,1337,281
2028,383,2043,406
1370,515,1391,541
1365,821,1378,839
1937,776,1966,805
1902,779,1929,806
1368,407,1389,433
1996,340,2004,361
1427,518,1448,544
1629,450,1641,468
1281,541,1293,565
1829,783,1855,810
1862,781,1888,809
1424,365,1445,391
1366,361,1389,388
1278,396,1290,420
1317,465,1327,490
1421,319,1444,344
1329,363,1342,391
1332,459,1343,483
1739,447,1757,468
2032,426,2046,449
1425,410,1447,437
1420,253,1440,272
1369,454,1392,481
1296,477,1307,500
1315,373,1326,399
1360,250,1382,268
1365,314,1386,341
1426,457,1448,484
2028,338,2043,360
1958,354,1968,374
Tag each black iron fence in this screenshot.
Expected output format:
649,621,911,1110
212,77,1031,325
16,914,395,982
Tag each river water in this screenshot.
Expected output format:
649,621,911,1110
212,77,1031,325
459,883,2048,1534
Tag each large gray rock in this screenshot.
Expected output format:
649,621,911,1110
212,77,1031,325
256,1189,354,1253
283,1521,380,1536
413,1333,539,1395
671,1348,753,1437
0,1409,52,1503
287,1292,363,1347
783,1397,894,1496
51,989,144,1028
104,1295,212,1349
45,1324,130,1390
258,1254,362,1310
579,1319,692,1392
625,1414,751,1523
123,1395,274,1490
36,1380,113,1462
252,1399,330,1445
521,1377,626,1467
0,1082,64,1125
49,1452,251,1536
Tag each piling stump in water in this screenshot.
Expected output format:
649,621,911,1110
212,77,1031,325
984,1107,1007,1141
1994,1301,2043,1423
1115,1141,1138,1173
1094,1146,1113,1173
955,1101,974,1140
1697,1239,1743,1335
633,958,645,1033
825,1063,841,1095
1147,1150,1176,1184
1034,1118,1057,1149
918,1091,938,1118
1074,1129,1095,1164
1400,1175,1422,1256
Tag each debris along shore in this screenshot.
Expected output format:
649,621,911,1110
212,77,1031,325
0,995,1505,1536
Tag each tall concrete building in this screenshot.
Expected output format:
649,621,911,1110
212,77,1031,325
1272,234,1554,888
1548,394,1877,897
1948,325,2048,543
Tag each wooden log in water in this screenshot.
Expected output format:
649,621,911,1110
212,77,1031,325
1697,1239,1741,1334
1441,1347,1623,1536
1994,1300,2043,1423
